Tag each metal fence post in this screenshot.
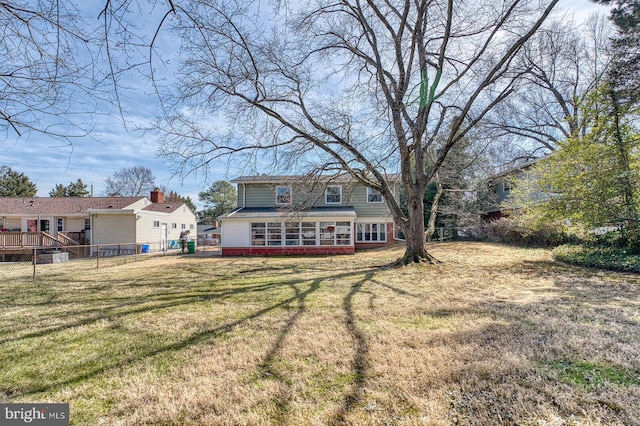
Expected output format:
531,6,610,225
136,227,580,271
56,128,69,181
96,245,100,269
32,248,36,280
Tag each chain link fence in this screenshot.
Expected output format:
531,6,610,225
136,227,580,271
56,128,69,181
0,241,219,281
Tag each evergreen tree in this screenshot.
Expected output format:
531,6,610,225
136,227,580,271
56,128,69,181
49,179,90,197
592,0,640,103
0,166,37,197
198,181,236,224
165,190,198,213
49,184,67,197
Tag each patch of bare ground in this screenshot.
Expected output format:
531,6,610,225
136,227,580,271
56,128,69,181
1,242,638,425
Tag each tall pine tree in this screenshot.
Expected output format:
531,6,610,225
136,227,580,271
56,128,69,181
0,166,37,197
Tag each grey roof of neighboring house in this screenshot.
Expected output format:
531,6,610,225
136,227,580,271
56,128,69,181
0,197,145,215
141,203,183,213
220,206,357,219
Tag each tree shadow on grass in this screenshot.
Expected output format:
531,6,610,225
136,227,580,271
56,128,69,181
256,278,322,424
0,265,387,406
405,252,640,424
0,278,298,346
329,270,376,424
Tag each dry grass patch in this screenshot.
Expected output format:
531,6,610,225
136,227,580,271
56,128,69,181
1,242,639,425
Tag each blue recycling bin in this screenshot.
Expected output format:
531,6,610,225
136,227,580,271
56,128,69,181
141,244,150,253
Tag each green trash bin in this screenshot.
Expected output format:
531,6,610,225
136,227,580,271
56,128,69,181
187,241,196,254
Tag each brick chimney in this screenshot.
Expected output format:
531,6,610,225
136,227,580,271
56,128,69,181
150,188,164,203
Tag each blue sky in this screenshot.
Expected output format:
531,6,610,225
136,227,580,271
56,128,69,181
1,0,608,208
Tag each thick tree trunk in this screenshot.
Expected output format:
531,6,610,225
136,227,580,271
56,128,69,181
398,187,439,265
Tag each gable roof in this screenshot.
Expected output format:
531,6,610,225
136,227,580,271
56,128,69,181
141,203,183,213
231,174,401,184
0,197,145,215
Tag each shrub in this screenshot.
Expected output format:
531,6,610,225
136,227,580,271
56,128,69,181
480,217,568,247
583,225,640,254
553,244,640,273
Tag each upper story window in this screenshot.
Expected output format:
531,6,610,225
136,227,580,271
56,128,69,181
325,185,342,204
367,187,383,203
276,186,292,205
503,179,512,192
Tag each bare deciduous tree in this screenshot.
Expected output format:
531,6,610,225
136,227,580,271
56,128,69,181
484,14,613,159
103,165,157,197
0,1,101,142
106,0,560,264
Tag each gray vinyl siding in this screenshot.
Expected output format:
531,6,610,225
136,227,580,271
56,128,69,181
239,182,396,217
243,183,277,207
93,214,137,245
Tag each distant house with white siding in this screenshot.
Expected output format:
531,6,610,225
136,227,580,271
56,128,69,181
0,189,197,253
219,175,399,256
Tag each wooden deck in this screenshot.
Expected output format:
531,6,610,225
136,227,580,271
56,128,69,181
0,231,84,256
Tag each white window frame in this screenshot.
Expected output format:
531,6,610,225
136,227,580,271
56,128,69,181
367,187,383,203
153,220,160,228
325,185,342,204
356,223,387,243
250,221,352,246
276,186,292,205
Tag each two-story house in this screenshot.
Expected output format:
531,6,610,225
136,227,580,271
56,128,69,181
219,175,399,256
481,157,546,221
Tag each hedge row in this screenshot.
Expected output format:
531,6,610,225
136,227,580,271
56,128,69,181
552,244,640,273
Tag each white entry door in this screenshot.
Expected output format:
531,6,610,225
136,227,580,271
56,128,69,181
161,223,168,251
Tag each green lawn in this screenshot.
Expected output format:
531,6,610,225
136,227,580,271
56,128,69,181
1,242,639,425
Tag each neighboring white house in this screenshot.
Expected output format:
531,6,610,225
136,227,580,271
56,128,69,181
0,189,197,253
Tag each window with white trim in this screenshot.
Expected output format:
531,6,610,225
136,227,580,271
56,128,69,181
153,220,160,228
319,222,335,246
335,221,351,245
285,222,300,246
356,223,387,242
325,185,342,204
250,221,351,246
367,188,383,203
251,223,266,246
171,223,177,229
83,218,91,230
276,186,292,204
267,222,282,245
301,222,316,245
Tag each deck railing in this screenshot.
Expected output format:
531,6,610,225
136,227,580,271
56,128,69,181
0,231,66,248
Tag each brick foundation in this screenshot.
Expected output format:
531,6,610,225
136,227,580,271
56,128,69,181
222,245,355,256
